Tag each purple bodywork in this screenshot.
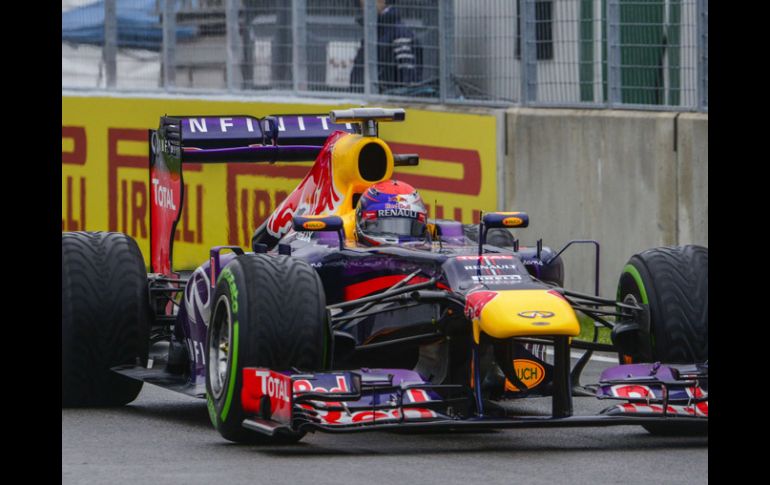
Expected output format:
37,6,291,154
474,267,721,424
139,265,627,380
176,231,553,390
596,363,708,418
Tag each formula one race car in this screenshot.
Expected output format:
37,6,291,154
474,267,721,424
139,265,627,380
61,108,708,443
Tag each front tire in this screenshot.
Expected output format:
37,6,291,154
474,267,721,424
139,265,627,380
617,245,708,363
205,254,328,443
616,245,708,436
62,232,151,407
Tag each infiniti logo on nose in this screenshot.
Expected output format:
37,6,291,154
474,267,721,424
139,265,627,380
518,311,555,319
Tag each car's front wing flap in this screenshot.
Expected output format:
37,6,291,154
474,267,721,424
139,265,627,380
595,363,708,418
239,364,707,436
240,367,453,434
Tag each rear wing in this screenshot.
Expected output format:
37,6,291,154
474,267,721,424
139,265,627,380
149,108,414,274
159,114,358,162
149,113,359,274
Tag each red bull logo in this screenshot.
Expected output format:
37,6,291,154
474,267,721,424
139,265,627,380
464,290,499,320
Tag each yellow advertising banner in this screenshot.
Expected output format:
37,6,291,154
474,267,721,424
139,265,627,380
62,95,497,269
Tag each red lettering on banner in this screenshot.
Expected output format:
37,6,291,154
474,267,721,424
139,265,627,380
239,188,250,247
62,126,87,231
388,142,482,196
236,189,289,244
62,126,87,165
131,181,147,238
240,189,271,248
227,163,305,245
253,190,272,227
425,205,480,224
121,179,128,234
80,177,87,230
181,184,195,242
109,129,147,232
64,177,74,230
62,176,87,231
425,203,444,220
109,128,201,241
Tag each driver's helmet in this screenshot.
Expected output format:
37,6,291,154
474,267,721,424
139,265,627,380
355,179,428,246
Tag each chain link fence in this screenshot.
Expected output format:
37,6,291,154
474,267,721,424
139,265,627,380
62,0,707,111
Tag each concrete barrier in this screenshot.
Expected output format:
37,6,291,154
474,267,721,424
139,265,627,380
503,108,707,298
676,113,709,246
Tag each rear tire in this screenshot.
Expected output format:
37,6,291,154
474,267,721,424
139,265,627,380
616,245,708,436
62,232,151,407
205,254,328,444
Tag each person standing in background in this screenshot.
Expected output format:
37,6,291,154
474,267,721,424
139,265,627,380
350,0,421,93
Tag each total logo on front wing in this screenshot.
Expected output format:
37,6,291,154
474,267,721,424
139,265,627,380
255,370,291,403
241,368,294,423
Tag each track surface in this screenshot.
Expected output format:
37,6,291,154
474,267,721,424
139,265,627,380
62,354,707,484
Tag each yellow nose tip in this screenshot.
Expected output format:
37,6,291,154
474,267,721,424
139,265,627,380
473,289,580,342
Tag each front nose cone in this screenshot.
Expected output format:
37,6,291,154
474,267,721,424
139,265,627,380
467,289,580,343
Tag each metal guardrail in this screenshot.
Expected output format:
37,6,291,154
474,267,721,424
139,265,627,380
61,0,707,111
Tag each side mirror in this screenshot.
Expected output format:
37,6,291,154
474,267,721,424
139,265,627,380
293,215,345,249
482,211,529,229
293,215,344,232
478,211,529,256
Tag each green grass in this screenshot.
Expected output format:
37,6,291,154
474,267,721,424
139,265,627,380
575,313,613,345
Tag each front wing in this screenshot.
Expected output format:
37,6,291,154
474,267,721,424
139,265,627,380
239,364,708,436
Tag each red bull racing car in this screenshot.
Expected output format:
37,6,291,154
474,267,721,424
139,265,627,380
61,108,708,443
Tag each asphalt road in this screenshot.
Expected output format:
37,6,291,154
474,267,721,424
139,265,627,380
62,353,707,485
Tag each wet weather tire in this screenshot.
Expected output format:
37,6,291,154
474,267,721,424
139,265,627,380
62,232,151,407
617,245,708,363
206,254,328,444
617,245,708,436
